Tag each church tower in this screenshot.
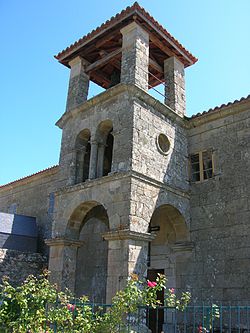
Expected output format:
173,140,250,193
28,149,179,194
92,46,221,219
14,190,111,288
46,2,197,303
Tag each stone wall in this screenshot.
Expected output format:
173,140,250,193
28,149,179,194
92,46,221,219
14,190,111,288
57,85,135,185
0,166,63,253
0,249,47,285
131,96,189,191
186,102,250,303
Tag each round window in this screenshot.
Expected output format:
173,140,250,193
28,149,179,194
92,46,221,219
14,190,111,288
157,134,170,155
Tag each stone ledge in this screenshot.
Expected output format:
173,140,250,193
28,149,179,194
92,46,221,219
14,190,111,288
45,238,84,247
102,229,155,242
56,83,185,129
54,170,190,199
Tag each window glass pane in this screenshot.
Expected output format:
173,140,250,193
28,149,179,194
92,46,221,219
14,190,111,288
202,151,213,179
204,169,213,179
191,154,199,163
190,153,200,181
192,172,200,182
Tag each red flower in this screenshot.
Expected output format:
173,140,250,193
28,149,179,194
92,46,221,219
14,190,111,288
67,303,76,312
170,288,175,294
147,281,157,288
198,325,203,333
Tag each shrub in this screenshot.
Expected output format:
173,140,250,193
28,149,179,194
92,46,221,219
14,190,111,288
0,271,191,332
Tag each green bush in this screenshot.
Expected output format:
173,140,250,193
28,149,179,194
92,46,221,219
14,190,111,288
0,271,191,333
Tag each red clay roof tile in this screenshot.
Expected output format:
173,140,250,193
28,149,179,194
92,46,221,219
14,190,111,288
55,2,197,66
189,94,250,119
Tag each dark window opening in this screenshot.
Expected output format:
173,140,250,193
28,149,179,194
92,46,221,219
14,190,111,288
103,131,114,176
190,150,214,182
75,130,91,184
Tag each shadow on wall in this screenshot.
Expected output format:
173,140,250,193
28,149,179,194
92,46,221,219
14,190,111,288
0,212,38,252
0,213,45,286
65,201,109,303
132,114,192,290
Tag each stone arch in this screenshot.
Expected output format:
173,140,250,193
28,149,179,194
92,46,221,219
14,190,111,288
148,204,191,289
75,128,91,184
66,201,109,301
95,119,114,177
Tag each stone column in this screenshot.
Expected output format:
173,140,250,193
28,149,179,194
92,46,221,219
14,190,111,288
103,229,155,303
46,238,83,292
75,146,87,183
66,56,89,112
88,140,98,180
120,22,149,91
96,143,106,178
164,56,186,117
67,151,77,186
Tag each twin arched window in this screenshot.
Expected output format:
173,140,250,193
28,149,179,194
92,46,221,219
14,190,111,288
75,120,114,184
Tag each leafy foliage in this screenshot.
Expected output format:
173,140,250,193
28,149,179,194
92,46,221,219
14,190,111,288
0,270,198,332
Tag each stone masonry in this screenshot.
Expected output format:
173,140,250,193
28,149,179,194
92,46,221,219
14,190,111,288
0,2,249,314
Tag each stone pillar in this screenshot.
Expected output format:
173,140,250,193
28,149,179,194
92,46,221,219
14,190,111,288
120,22,149,91
103,229,155,303
75,146,87,183
67,151,77,186
88,140,98,180
96,143,106,178
66,56,89,112
46,238,83,292
164,56,186,117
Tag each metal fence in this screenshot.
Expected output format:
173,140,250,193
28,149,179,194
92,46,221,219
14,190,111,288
1,303,250,333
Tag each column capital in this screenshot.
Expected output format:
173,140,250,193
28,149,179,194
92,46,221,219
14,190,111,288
120,22,148,39
68,56,89,69
45,237,84,247
102,229,155,242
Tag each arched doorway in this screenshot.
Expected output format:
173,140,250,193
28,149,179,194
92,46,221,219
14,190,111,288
66,201,109,302
148,204,190,333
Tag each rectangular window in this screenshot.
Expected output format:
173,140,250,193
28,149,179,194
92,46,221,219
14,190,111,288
190,150,214,182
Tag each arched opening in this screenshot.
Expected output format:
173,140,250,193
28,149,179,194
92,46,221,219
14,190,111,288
147,205,190,333
75,129,91,184
103,131,114,176
67,201,109,302
149,204,189,279
96,120,114,178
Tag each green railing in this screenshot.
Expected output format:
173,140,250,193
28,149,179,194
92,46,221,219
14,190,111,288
1,302,250,333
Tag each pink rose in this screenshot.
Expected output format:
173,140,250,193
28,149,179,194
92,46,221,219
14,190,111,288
147,281,157,288
67,303,76,312
170,288,175,294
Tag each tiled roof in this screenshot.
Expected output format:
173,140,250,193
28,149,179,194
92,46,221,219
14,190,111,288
0,165,59,189
190,94,250,119
55,2,197,65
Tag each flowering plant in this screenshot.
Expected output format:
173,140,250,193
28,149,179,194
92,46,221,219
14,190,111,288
0,271,192,332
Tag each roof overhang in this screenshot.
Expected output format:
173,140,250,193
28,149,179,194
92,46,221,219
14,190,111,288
55,2,198,89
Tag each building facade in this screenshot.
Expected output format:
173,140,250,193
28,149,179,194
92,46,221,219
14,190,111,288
0,2,249,306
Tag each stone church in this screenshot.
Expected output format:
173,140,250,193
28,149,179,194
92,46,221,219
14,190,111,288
0,2,249,305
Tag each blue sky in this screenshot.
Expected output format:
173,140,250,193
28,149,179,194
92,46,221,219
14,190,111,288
0,0,249,185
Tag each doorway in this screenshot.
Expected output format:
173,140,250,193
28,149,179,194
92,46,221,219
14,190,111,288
147,269,164,333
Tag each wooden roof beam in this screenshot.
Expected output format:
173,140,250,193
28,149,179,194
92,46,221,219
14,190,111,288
149,34,176,59
149,57,163,74
86,48,122,73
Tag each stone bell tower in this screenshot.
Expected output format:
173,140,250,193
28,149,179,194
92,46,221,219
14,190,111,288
46,2,197,304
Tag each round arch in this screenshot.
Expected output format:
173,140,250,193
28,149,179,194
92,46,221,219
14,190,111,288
67,201,109,301
95,119,114,177
148,204,190,290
